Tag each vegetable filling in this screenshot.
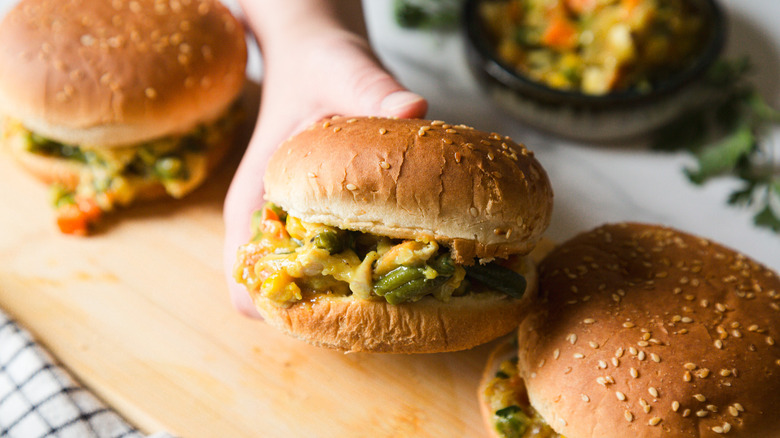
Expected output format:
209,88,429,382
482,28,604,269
484,346,561,438
234,203,528,307
1,102,242,234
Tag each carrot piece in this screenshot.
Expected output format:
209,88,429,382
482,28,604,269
542,15,578,49
56,204,89,236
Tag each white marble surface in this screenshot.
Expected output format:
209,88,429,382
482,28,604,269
363,0,780,271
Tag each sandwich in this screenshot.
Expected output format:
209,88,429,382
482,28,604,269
0,0,247,235
233,116,554,353
479,223,780,437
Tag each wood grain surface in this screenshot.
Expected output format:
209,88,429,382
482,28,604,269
0,84,502,438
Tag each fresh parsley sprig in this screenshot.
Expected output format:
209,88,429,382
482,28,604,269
393,0,462,30
653,57,780,232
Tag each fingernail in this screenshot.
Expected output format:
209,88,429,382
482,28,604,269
380,90,425,115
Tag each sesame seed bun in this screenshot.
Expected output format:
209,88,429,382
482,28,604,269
0,0,247,148
486,223,780,437
248,117,554,353
264,116,554,264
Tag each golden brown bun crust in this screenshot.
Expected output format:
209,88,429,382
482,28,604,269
0,0,246,147
517,223,780,437
264,117,554,263
252,259,538,353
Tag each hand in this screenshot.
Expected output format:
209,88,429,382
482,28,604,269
223,0,428,317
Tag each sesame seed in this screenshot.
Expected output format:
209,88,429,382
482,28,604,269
574,353,585,359
333,127,342,132
723,423,732,433
568,333,578,345
629,347,638,355
648,417,661,426
696,410,708,417
729,406,739,417
589,341,599,349
307,172,316,178
638,351,646,361
345,183,357,191
445,129,456,134
693,394,706,402
597,377,607,386
431,120,445,126
748,324,759,332
672,401,680,412
681,317,693,323
625,411,633,422
581,394,590,402
682,409,691,417
322,121,331,128
612,358,620,367
712,426,724,434
714,340,724,349
598,360,607,369
469,207,478,217
767,336,775,345
616,347,624,358
616,391,626,401
487,152,494,160
379,161,390,169
454,152,462,163
696,368,710,378
684,363,697,371
720,369,732,377
538,359,545,368
638,340,649,347
442,138,453,145
684,371,692,382
707,405,718,412
649,387,659,398
553,349,560,359
623,322,635,328
630,367,639,378
605,376,615,384
734,403,744,412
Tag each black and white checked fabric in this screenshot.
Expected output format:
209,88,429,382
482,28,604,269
0,310,171,438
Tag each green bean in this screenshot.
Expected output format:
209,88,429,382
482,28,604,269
383,276,449,305
429,253,455,275
154,156,186,179
373,266,426,295
464,263,526,299
312,230,344,254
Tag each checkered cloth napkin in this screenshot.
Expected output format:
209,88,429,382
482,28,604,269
0,310,173,438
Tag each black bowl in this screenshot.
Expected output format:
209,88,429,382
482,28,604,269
464,0,726,142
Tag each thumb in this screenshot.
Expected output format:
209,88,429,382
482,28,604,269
327,42,428,119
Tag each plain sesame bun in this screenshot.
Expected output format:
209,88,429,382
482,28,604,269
264,116,553,264
486,223,780,437
0,0,247,148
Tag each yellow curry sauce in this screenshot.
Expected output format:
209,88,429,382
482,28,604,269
480,0,707,94
484,352,562,438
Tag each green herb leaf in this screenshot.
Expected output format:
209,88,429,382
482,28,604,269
685,124,755,184
754,204,780,232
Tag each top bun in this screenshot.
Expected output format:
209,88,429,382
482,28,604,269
0,0,247,147
263,116,554,263
516,223,780,437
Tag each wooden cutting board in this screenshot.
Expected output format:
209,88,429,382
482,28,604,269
0,86,514,437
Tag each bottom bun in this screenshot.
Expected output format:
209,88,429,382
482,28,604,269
251,259,538,354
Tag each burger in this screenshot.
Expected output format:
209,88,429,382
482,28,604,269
479,223,780,437
0,0,247,234
233,116,554,353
